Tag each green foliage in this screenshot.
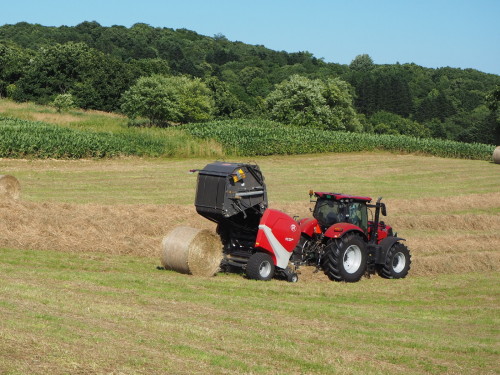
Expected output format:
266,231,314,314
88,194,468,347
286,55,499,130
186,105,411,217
349,54,374,72
265,75,360,131
203,76,246,118
11,42,133,111
52,93,75,112
121,74,214,125
0,22,499,144
183,119,494,160
370,111,431,138
0,116,166,158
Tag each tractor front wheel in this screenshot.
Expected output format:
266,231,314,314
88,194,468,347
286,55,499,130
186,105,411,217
246,252,275,281
322,233,367,282
378,242,411,279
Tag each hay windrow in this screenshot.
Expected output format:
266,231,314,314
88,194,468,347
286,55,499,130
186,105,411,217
0,196,499,280
0,175,21,200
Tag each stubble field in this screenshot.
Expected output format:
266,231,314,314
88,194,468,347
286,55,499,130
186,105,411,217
1,152,499,374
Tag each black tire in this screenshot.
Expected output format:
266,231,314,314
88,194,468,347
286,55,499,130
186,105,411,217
322,233,367,282
246,252,275,281
287,272,298,283
378,242,411,279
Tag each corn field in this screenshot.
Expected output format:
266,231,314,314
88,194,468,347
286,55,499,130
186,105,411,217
0,117,166,158
184,119,495,160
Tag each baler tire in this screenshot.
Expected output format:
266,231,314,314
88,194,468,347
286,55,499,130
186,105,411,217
287,272,298,283
322,233,367,282
377,242,411,279
246,252,275,281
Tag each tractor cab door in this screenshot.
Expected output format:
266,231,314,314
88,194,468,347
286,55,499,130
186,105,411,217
345,203,368,233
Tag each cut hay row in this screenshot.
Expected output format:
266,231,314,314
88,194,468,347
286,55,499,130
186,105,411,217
1,199,498,279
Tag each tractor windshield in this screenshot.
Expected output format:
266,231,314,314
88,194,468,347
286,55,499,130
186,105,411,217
314,199,368,232
314,199,346,227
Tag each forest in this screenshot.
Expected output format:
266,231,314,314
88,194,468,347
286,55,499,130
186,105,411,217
0,21,499,145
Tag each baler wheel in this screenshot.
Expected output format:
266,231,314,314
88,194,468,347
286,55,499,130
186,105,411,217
246,252,275,281
322,233,367,282
377,242,411,279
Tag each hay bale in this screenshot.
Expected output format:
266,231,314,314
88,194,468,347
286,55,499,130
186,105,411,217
493,146,500,164
0,175,21,200
161,226,222,277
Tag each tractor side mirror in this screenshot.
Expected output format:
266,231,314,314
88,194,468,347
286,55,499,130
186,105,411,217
381,203,387,216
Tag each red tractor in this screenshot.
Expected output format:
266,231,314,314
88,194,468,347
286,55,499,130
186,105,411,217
292,191,411,282
193,162,411,282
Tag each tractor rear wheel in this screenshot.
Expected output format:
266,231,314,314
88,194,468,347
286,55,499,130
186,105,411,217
246,252,275,281
378,242,411,279
322,233,367,282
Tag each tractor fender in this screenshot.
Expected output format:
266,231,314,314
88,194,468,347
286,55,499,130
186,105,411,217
376,236,406,264
298,218,319,237
324,223,368,241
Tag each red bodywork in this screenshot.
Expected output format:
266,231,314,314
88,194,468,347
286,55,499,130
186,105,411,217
298,192,391,244
314,192,372,202
255,209,301,268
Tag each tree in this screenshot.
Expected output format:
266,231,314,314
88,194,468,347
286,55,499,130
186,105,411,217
53,93,75,112
13,42,133,111
349,54,374,72
0,43,28,98
121,74,214,125
265,75,360,131
370,111,430,138
203,77,246,118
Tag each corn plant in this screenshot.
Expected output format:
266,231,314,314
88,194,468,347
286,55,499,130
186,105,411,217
183,119,495,160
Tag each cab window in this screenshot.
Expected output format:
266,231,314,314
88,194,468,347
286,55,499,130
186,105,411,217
347,203,368,232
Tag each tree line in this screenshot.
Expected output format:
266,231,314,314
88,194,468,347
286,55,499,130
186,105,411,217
0,21,498,144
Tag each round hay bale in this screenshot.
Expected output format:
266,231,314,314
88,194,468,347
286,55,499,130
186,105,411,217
161,226,222,277
493,146,500,164
0,175,21,200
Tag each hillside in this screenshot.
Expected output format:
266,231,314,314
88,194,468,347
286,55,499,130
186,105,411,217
0,22,499,145
0,99,494,160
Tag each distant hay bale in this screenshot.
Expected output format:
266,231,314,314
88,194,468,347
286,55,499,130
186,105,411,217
493,146,500,164
0,175,21,200
161,226,222,277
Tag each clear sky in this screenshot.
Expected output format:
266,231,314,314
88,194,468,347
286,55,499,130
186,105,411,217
1,0,499,75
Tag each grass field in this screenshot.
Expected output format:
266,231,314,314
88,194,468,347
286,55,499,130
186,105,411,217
1,152,499,374
1,248,498,375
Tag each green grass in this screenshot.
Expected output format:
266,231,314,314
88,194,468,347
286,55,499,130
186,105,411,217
1,152,498,205
0,247,498,375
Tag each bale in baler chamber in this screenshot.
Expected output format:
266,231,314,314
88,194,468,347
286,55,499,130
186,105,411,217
0,175,21,200
161,226,223,277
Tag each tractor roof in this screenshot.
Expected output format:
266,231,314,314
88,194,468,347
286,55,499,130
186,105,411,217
314,192,372,203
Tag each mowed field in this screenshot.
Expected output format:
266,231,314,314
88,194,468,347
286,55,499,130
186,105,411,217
1,152,499,374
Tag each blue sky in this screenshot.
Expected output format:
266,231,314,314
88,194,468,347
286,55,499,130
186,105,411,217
2,0,499,75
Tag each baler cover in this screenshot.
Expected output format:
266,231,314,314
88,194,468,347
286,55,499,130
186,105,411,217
195,162,268,223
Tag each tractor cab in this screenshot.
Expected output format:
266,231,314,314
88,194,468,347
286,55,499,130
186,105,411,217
312,192,372,233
